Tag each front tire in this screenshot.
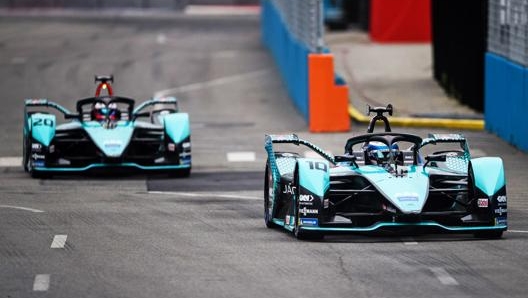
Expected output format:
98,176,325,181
264,162,277,228
292,167,323,241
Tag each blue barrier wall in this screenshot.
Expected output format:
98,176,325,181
485,53,528,151
261,0,309,120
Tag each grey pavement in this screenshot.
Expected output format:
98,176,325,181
0,12,527,298
327,30,483,119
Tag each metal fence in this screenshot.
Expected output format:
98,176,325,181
270,0,324,53
488,0,528,66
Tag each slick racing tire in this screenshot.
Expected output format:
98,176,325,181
293,167,323,241
23,135,30,172
264,162,278,229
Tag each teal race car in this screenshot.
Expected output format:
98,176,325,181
23,75,191,178
264,105,507,240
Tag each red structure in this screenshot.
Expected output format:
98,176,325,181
370,0,431,42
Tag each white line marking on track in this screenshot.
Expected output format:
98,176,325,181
227,151,256,162
33,274,50,291
0,205,44,213
11,57,27,64
154,69,270,98
184,5,260,16
508,230,528,233
148,191,260,200
50,235,67,248
156,33,167,44
401,237,418,245
0,157,22,167
430,267,459,286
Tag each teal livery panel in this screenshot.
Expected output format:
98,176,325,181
163,113,190,143
471,157,505,196
30,113,56,147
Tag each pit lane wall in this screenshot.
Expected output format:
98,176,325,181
261,0,349,132
485,0,528,152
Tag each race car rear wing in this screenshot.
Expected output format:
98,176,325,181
420,133,469,151
133,97,179,114
265,134,334,164
24,98,77,119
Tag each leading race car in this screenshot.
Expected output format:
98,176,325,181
23,75,191,178
264,105,507,240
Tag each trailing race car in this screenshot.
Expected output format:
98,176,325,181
264,105,507,240
23,75,191,178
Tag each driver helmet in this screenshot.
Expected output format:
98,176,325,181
366,142,399,165
92,102,120,121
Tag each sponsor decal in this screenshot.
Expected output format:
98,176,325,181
104,140,122,149
179,152,191,158
477,198,489,208
285,215,291,225
299,207,318,216
299,194,314,202
182,142,191,149
300,218,318,226
323,199,329,209
395,192,419,202
32,153,45,160
49,145,55,153
497,195,507,205
31,143,42,151
282,184,296,195
494,207,507,215
168,143,176,152
398,196,418,202
34,160,45,167
495,217,508,226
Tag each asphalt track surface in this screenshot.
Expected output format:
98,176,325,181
1,14,528,298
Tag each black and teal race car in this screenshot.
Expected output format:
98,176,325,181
264,105,507,240
23,75,191,178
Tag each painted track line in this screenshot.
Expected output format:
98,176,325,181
430,267,459,286
154,69,270,98
33,274,50,291
184,5,260,16
50,235,67,248
0,205,44,213
401,237,418,245
148,191,260,200
508,230,528,233
227,151,256,162
0,157,22,167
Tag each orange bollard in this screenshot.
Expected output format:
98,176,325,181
308,53,350,132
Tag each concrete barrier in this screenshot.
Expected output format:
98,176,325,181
261,0,350,132
485,52,528,151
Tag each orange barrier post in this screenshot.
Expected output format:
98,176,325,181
308,54,350,132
